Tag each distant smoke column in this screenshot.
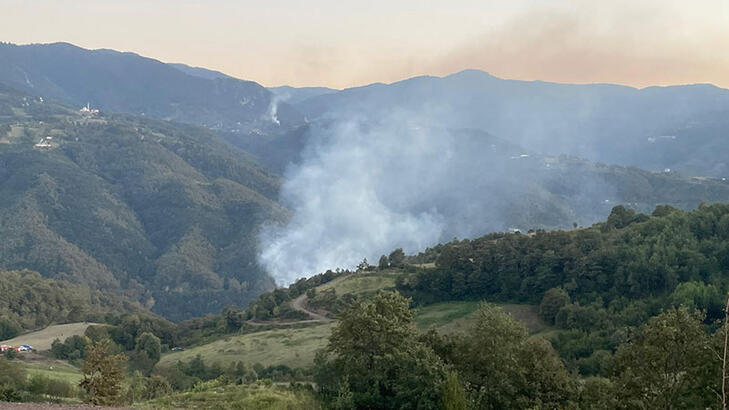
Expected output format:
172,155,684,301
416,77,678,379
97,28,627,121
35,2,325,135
257,118,449,285
266,96,281,125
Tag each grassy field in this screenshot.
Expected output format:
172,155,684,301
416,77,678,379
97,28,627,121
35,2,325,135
414,301,549,334
157,323,335,371
19,357,84,384
0,323,103,351
316,271,402,296
414,301,481,331
141,380,321,409
162,274,549,374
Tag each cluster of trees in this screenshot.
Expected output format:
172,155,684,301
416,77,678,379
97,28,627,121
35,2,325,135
377,248,406,270
400,204,729,305
317,290,729,409
314,291,577,409
394,204,729,374
49,313,171,376
156,355,302,391
306,288,357,315
0,270,133,338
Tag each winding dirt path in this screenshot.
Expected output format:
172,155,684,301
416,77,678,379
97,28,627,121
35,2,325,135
291,294,333,323
244,294,333,327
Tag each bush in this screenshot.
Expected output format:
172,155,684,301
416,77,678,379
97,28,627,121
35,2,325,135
27,375,75,398
0,318,20,340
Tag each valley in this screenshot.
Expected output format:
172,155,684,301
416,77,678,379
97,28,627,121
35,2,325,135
0,25,728,408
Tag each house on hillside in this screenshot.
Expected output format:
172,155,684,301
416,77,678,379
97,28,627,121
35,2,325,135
79,103,99,115
34,136,52,148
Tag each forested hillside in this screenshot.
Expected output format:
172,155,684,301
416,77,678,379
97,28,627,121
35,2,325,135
0,86,286,320
400,203,729,305
0,270,140,340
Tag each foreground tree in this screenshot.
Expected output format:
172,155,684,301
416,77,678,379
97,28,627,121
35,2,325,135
444,303,575,409
79,339,126,405
315,291,446,409
612,306,717,409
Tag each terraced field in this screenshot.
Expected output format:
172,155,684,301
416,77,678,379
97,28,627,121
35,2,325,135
415,301,549,334
316,271,402,296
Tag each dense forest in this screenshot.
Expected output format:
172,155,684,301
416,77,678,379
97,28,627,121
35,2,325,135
399,203,729,306
0,270,140,340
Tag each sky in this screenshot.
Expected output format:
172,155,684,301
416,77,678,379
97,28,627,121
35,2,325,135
2,0,728,89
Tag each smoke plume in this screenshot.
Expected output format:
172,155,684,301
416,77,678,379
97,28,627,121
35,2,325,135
257,110,555,285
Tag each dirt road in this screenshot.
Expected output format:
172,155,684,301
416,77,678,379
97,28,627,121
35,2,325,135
291,294,333,323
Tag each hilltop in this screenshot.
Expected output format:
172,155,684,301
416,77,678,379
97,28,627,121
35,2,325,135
0,42,304,142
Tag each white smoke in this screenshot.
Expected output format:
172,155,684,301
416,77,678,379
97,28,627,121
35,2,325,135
256,111,527,285
258,117,450,284
266,94,283,125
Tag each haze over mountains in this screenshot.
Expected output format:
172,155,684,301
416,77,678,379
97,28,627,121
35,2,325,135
297,69,729,176
1,41,728,316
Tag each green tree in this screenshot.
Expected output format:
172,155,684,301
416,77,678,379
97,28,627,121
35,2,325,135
670,281,723,320
612,307,717,409
578,377,617,410
79,339,126,406
446,303,574,409
130,332,162,375
0,318,20,340
222,306,245,332
316,291,446,409
539,287,570,324
388,248,406,268
378,255,389,270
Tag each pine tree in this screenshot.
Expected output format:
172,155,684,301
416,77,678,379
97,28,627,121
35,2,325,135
79,339,125,405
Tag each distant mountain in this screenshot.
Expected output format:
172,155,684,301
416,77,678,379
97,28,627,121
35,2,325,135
0,42,304,139
0,86,286,320
168,63,232,80
295,70,729,177
269,85,338,105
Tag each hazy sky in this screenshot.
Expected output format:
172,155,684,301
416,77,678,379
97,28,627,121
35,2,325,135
2,0,728,88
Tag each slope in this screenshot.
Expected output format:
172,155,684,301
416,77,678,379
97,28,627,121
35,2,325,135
0,42,304,140
296,69,729,177
0,86,286,320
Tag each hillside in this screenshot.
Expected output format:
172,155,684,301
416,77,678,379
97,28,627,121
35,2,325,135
0,42,304,140
293,70,729,177
0,86,286,320
0,322,102,351
256,122,729,282
0,269,138,339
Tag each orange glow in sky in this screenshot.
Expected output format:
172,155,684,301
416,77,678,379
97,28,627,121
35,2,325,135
2,0,728,89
